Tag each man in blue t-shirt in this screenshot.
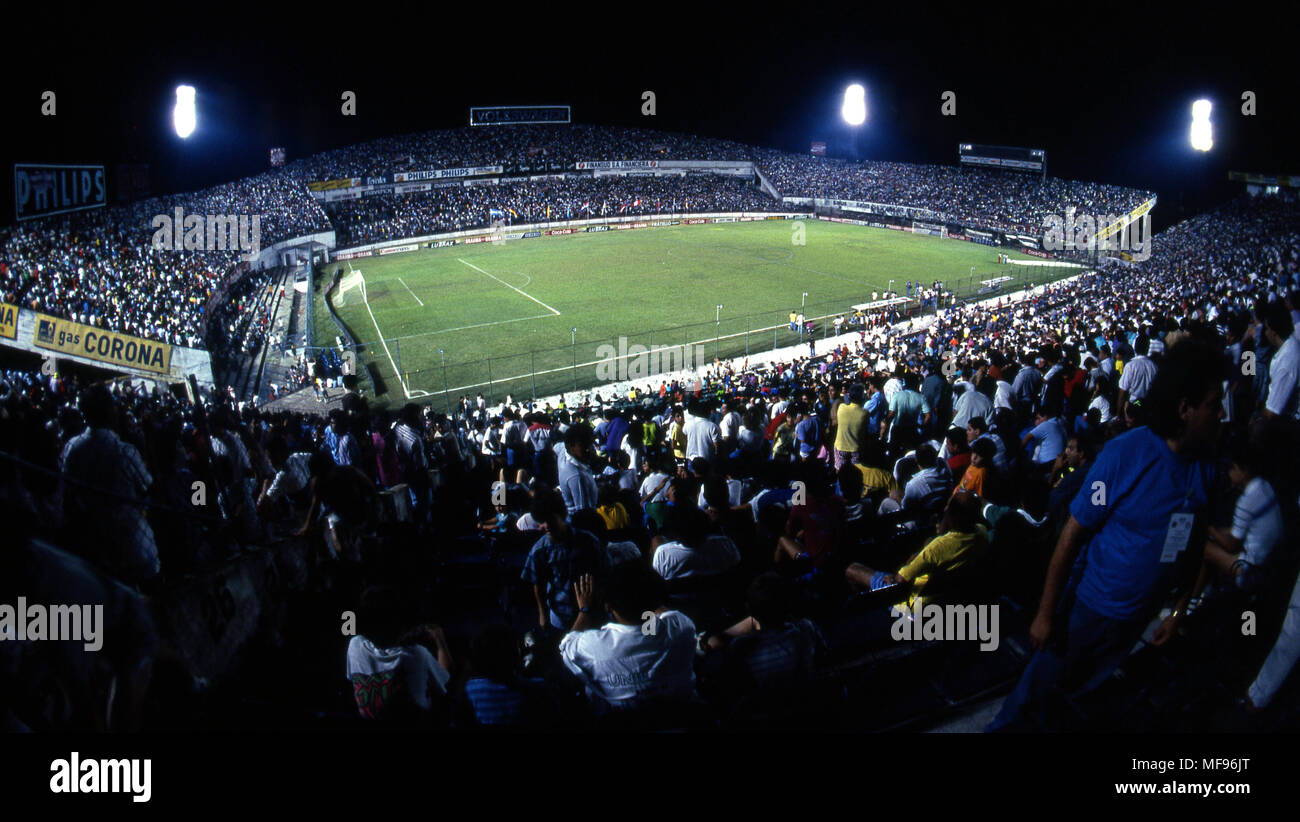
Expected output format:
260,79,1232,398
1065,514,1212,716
1022,411,1068,469
795,411,822,461
989,340,1223,731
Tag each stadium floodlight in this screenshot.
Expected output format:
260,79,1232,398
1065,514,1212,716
1189,99,1212,152
174,85,196,139
842,84,866,126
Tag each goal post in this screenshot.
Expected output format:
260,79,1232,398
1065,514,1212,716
911,220,947,238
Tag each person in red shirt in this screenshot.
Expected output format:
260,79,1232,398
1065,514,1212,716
945,427,972,483
775,467,845,567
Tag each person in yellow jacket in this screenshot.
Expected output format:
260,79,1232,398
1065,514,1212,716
844,492,989,615
667,406,687,462
833,384,868,470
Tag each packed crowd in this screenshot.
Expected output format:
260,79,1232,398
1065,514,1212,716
285,124,755,181
325,175,777,246
754,150,1155,235
204,269,281,387
0,174,330,349
3,192,1298,732
2,123,1157,362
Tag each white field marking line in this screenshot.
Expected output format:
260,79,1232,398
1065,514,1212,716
457,258,561,315
427,308,847,396
396,277,425,307
385,313,554,343
357,275,410,400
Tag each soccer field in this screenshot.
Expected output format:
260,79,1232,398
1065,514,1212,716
316,219,1058,408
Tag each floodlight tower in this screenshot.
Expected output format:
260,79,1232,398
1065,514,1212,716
174,85,196,139
842,84,866,161
1190,99,1213,152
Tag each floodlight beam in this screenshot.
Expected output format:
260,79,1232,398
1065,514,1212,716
174,85,196,139
842,84,866,126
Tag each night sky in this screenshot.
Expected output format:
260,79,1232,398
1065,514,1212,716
5,5,1294,230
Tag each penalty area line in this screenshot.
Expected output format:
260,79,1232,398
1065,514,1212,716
457,258,562,316
386,313,554,343
358,277,411,400
397,277,425,307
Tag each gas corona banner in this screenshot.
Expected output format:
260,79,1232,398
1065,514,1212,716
0,303,17,340
32,314,172,374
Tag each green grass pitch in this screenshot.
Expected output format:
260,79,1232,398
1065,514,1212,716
315,219,1059,409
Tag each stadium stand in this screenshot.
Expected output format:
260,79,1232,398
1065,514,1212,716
3,189,1299,731
2,123,1154,389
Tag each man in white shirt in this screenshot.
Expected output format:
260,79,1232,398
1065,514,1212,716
654,503,741,580
654,534,741,580
559,564,697,711
258,440,313,512
952,380,994,429
901,444,953,511
557,424,599,516
1262,303,1299,419
683,401,721,462
883,371,903,406
1117,336,1158,419
994,376,1014,411
346,587,453,722
718,401,742,444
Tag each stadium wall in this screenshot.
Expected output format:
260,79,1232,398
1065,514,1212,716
0,305,215,387
330,212,813,259
311,160,764,203
247,229,337,270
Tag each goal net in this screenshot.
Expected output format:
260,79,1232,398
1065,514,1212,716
911,221,947,238
334,269,365,307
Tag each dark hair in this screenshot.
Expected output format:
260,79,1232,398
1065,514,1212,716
967,416,988,434
1145,339,1222,440
1226,437,1264,477
1069,432,1097,462
604,562,667,620
665,503,710,546
702,476,731,511
945,427,968,450
747,572,794,629
471,623,521,684
837,462,864,499
265,436,290,467
915,443,938,466
896,456,920,485
359,586,407,649
564,422,594,448
1264,301,1296,341
943,492,980,533
858,437,888,469
78,384,116,429
530,488,567,524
